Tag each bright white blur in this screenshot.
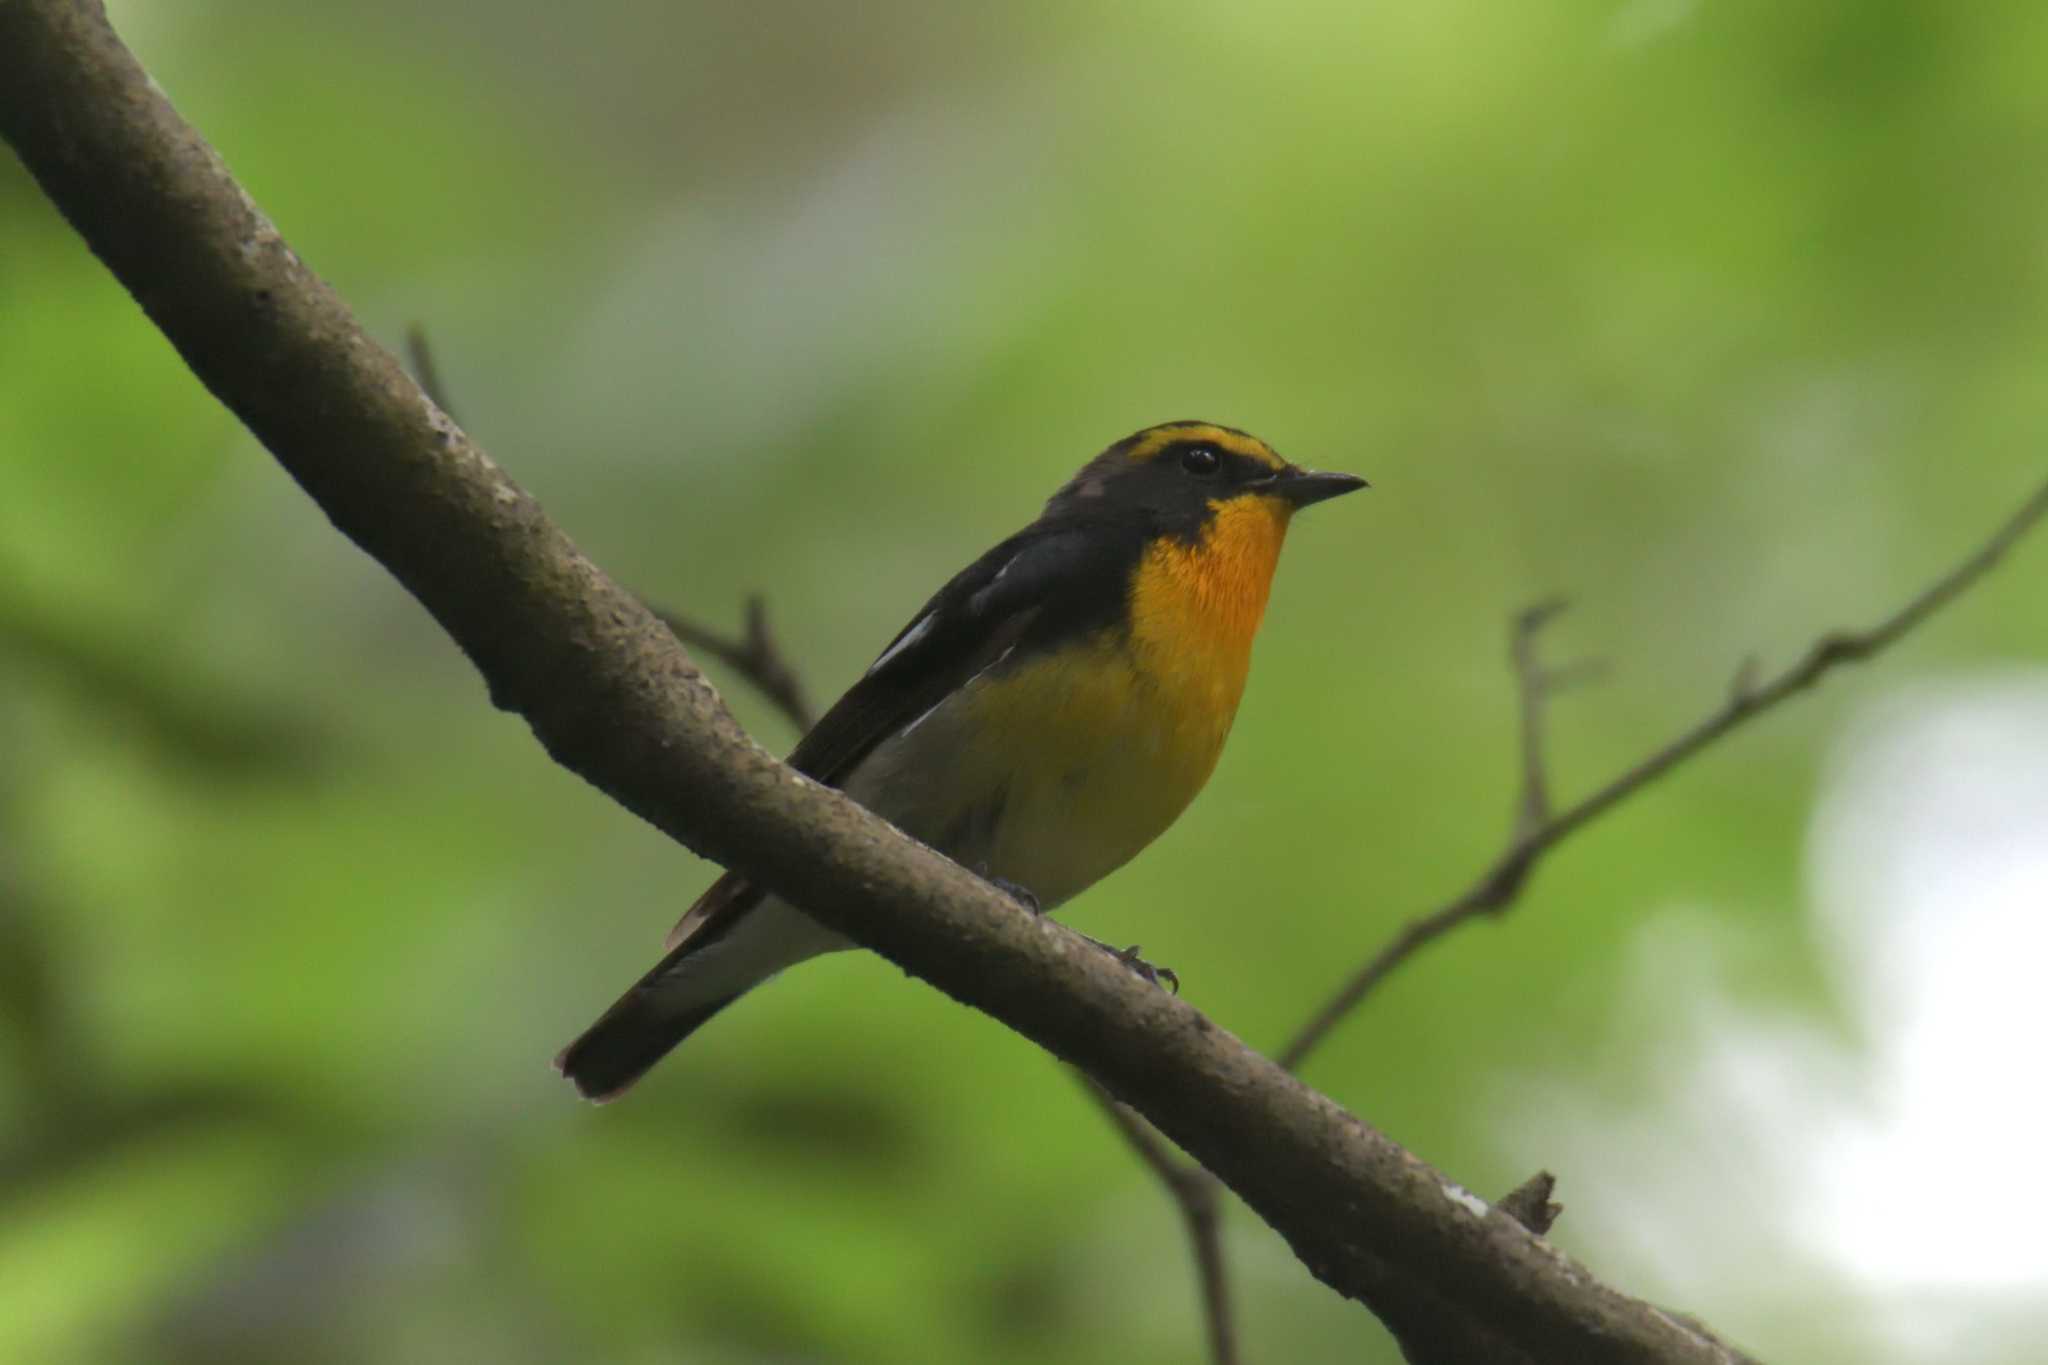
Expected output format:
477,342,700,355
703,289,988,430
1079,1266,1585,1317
1510,676,2048,1363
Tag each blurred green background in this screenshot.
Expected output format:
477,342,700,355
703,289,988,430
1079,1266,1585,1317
5,1,2047,1361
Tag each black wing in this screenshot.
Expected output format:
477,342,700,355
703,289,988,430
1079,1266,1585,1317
666,516,1140,949
786,522,1129,784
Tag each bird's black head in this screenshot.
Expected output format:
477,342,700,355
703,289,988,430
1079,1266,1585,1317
1042,421,1366,542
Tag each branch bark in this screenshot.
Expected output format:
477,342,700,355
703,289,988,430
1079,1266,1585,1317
3,3,1762,1360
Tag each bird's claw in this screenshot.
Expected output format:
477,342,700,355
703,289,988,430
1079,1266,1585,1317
985,875,1043,915
983,882,1179,992
1100,941,1179,994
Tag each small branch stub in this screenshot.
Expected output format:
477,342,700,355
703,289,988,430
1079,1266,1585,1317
1499,1171,1562,1237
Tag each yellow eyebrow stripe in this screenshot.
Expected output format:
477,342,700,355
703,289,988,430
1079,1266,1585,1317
1124,422,1286,472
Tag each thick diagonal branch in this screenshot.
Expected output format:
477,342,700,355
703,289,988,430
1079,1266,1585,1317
0,4,1760,1360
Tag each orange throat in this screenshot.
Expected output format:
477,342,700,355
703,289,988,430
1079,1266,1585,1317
1131,494,1291,662
1126,493,1293,755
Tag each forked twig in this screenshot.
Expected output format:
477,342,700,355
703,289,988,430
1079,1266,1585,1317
1509,595,1604,841
1280,470,2048,1071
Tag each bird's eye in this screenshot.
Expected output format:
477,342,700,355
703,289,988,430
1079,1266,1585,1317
1180,445,1221,477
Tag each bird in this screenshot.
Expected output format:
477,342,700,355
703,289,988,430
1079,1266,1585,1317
555,420,1366,1100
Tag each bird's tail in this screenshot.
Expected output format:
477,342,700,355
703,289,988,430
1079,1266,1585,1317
557,873,765,1101
557,882,846,1101
552,953,743,1103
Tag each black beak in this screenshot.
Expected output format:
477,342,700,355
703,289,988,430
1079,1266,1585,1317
1272,467,1369,508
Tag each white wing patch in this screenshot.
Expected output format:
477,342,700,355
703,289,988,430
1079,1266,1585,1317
865,611,935,677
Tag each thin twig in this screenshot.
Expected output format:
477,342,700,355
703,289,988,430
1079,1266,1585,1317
1509,596,1597,839
1080,1079,1239,1365
1281,471,2048,1071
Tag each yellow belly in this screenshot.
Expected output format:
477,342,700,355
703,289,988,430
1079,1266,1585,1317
948,629,1243,904
846,495,1289,907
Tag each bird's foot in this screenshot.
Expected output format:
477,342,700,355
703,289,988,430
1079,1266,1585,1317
976,874,1176,991
984,875,1044,916
1080,935,1180,994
